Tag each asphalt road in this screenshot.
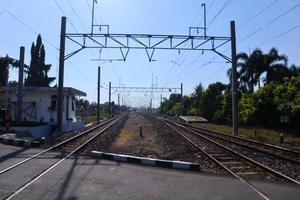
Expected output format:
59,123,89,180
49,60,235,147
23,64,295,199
0,143,299,200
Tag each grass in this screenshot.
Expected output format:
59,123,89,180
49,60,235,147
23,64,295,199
194,123,300,150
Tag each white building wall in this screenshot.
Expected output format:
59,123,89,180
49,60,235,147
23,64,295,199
9,92,77,124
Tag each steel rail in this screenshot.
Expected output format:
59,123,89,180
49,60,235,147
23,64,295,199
161,118,300,185
3,114,127,200
177,122,300,164
0,116,119,175
157,118,270,200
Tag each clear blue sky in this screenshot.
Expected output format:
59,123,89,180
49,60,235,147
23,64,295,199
1,0,300,108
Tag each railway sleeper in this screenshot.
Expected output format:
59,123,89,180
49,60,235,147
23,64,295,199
220,161,243,166
236,171,259,176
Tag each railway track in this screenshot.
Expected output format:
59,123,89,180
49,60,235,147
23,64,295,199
157,117,300,200
0,114,127,200
176,121,300,165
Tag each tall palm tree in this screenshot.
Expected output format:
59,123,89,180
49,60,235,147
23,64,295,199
263,48,288,84
235,49,264,93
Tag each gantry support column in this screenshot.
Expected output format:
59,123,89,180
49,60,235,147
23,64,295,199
230,21,238,136
108,81,111,118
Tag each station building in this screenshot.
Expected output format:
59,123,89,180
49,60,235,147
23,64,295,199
0,86,86,138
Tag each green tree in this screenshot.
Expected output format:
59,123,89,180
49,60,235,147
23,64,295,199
233,49,265,93
201,82,226,121
0,55,30,87
263,48,288,84
25,35,55,87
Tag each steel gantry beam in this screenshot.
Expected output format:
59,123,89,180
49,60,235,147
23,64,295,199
65,33,231,62
108,84,183,116
57,3,238,135
111,86,181,94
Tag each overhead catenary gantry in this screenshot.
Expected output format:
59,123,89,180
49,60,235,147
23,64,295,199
108,84,183,117
57,2,238,136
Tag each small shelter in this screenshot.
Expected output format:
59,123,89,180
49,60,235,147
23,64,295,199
0,86,86,137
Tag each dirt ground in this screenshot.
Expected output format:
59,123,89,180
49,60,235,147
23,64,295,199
108,113,164,157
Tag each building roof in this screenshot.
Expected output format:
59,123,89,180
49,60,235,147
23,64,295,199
0,86,86,96
179,116,208,123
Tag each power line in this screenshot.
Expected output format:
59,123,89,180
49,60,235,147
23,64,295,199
161,1,218,85
0,4,59,50
167,61,213,86
238,2,300,45
266,3,300,27
254,23,300,49
66,0,89,32
237,0,279,30
53,0,79,33
207,0,233,29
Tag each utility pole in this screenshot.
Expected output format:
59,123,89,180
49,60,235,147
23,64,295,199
108,81,111,118
118,93,120,113
231,21,238,136
97,66,101,123
180,83,183,116
57,16,66,133
17,46,25,123
160,94,162,105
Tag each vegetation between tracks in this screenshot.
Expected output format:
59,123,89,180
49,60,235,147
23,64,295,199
195,123,300,149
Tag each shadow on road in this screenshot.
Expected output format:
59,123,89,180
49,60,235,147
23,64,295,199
0,147,28,163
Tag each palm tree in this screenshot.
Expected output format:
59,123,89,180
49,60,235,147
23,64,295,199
289,64,300,78
263,48,288,84
0,55,29,87
232,49,264,93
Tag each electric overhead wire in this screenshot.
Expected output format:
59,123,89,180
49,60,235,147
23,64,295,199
237,0,279,30
202,1,300,85
253,23,300,50
160,0,218,85
84,0,119,83
65,0,98,59
55,0,109,91
0,4,59,50
237,2,300,45
53,0,97,87
0,2,61,85
67,0,89,31
207,0,233,29
161,0,218,86
209,0,299,58
165,0,283,87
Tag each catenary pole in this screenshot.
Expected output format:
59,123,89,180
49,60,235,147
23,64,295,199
231,21,238,136
108,81,111,118
57,17,66,133
17,46,25,123
97,66,101,123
